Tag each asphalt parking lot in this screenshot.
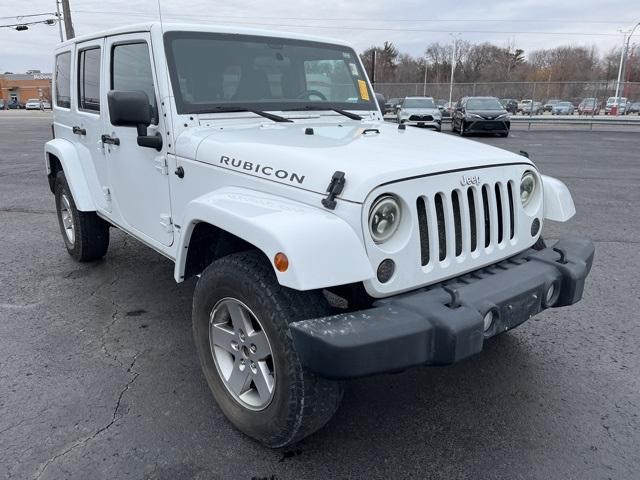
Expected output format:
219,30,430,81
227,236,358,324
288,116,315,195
1,110,639,480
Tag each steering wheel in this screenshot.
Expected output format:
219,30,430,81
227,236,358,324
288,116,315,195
296,89,328,101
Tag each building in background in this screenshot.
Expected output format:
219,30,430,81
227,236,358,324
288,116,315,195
0,71,52,107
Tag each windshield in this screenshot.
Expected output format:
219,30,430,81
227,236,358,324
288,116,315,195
164,31,376,114
467,98,503,110
558,102,571,107
403,98,435,108
27,98,39,102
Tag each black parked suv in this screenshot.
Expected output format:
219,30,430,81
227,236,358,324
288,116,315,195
500,98,518,114
452,96,511,137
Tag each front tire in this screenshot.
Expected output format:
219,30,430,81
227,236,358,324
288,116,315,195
192,250,343,448
54,171,109,261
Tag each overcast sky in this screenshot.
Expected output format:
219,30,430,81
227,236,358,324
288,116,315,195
1,0,639,73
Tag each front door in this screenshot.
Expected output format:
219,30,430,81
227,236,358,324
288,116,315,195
102,33,173,246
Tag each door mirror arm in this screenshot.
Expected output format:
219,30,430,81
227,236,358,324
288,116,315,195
136,128,163,151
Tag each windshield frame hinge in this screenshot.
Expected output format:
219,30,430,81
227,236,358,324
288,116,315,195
321,171,346,210
154,155,169,175
160,213,173,233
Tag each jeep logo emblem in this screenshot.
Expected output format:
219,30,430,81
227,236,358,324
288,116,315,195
460,174,480,186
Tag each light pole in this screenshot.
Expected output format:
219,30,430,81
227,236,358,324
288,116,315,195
54,0,64,41
448,33,461,108
614,22,640,115
423,61,428,96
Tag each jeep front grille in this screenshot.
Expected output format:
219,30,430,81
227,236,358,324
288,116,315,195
416,181,517,266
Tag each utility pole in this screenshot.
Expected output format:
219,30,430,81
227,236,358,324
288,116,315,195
61,0,74,40
370,50,376,88
54,0,64,41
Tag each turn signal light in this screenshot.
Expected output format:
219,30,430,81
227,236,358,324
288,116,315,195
274,252,289,272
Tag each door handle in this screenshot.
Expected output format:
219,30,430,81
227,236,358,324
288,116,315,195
101,134,120,146
72,126,86,135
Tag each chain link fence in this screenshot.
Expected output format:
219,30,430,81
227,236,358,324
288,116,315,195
373,81,640,109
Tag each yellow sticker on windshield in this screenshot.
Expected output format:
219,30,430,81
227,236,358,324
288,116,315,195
358,80,370,101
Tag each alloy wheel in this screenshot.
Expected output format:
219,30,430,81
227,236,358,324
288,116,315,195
209,297,276,411
59,194,75,244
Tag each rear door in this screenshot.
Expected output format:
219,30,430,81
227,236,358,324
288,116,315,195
75,40,110,211
102,33,173,246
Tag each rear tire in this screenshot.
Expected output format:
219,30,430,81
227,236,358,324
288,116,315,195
54,171,109,262
192,250,343,448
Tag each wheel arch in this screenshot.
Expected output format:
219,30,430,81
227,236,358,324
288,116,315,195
45,139,95,211
175,187,374,290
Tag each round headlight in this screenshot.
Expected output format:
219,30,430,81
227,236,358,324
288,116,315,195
368,195,401,244
520,171,537,207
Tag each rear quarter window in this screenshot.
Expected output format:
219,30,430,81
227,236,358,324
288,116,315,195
54,52,71,108
78,47,101,112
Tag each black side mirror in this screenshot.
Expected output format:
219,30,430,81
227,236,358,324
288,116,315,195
107,90,162,151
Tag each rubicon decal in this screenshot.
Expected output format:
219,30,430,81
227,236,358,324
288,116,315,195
220,156,306,185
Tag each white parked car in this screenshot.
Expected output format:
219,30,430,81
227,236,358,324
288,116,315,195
25,98,42,110
517,99,532,112
604,96,628,114
395,96,442,131
45,23,594,448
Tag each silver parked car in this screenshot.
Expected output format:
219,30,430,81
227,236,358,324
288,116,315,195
551,101,575,115
395,96,442,131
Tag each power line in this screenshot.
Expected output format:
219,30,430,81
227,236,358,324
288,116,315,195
70,10,630,25
69,10,623,37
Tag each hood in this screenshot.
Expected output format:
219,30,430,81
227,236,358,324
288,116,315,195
176,118,531,203
400,107,440,115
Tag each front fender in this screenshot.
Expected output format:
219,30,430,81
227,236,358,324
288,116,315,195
175,187,374,290
541,175,576,222
45,139,95,211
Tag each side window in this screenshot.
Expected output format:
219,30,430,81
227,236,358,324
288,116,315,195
111,42,158,124
78,47,101,112
54,52,71,108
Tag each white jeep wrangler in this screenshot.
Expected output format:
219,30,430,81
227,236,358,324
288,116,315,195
45,23,594,448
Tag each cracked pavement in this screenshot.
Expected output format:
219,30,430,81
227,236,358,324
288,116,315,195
1,111,639,479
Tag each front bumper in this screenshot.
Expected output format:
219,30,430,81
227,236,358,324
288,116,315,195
463,119,510,133
401,118,442,129
290,237,594,379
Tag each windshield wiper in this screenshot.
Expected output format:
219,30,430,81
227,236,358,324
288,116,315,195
191,106,293,123
283,105,362,121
